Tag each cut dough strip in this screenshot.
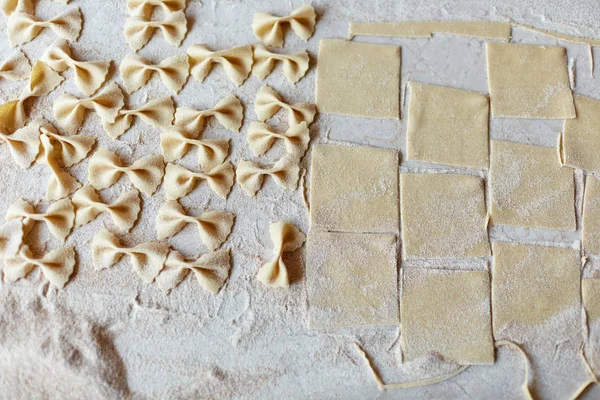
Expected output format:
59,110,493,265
42,39,111,96
120,53,189,94
247,121,309,156
160,127,230,171
124,10,187,51
174,94,243,136
127,0,187,18
102,96,175,139
72,185,141,231
257,221,305,288
348,21,511,41
39,134,81,201
254,85,316,126
53,82,125,135
88,148,165,195
156,249,231,294
236,155,300,197
164,161,234,200
0,50,31,81
3,245,76,289
252,5,316,47
252,45,309,84
0,219,24,259
7,8,83,47
156,200,234,250
91,229,169,283
187,44,253,86
6,198,74,241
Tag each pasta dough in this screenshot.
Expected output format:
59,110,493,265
102,96,175,139
254,85,316,126
156,200,234,250
156,249,231,295
175,94,243,135
252,45,309,84
563,95,600,175
0,50,31,81
88,148,165,195
583,279,600,324
247,121,309,157
492,242,580,341
315,39,400,119
306,232,398,328
236,155,300,197
0,119,41,168
349,21,511,41
3,245,76,289
401,173,490,258
401,268,494,364
187,44,253,86
6,198,74,241
583,175,600,255
486,42,575,119
7,8,83,47
406,82,489,169
39,134,81,200
72,185,141,231
490,140,576,231
1,0,33,16
160,127,230,171
119,54,189,94
0,219,23,259
256,221,305,288
252,5,316,47
127,0,186,18
38,119,95,167
123,11,187,51
310,144,399,233
164,162,234,200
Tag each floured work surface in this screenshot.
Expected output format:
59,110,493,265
349,20,511,40
306,232,399,329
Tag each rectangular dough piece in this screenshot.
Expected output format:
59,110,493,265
401,268,494,364
315,39,401,119
490,140,576,231
583,279,600,324
492,242,580,341
306,232,399,329
401,173,490,259
563,95,600,175
310,144,399,233
486,42,575,119
406,81,490,170
583,175,600,255
349,21,511,41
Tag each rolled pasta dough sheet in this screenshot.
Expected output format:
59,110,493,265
349,21,511,41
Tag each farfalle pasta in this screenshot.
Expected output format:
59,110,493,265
3,245,76,289
127,0,187,18
42,39,111,96
255,85,316,126
53,82,125,135
257,221,305,288
1,0,32,16
123,11,187,51
72,185,141,231
187,44,253,86
174,94,243,136
7,8,83,47
38,119,95,167
0,120,41,168
88,148,165,195
40,134,81,200
164,161,234,200
6,198,74,241
247,121,309,156
0,219,24,259
119,54,189,94
156,200,234,250
253,45,309,84
160,127,230,170
91,229,169,283
236,155,300,197
156,249,230,294
102,96,175,139
0,50,31,81
252,5,316,47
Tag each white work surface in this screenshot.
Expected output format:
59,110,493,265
1,0,600,399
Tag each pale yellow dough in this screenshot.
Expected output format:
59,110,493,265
406,82,490,169
583,279,600,323
349,21,511,41
563,95,600,175
486,42,575,119
315,39,400,119
492,242,580,340
490,140,576,231
401,173,490,258
583,175,600,255
306,232,398,329
401,268,494,364
310,144,399,233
